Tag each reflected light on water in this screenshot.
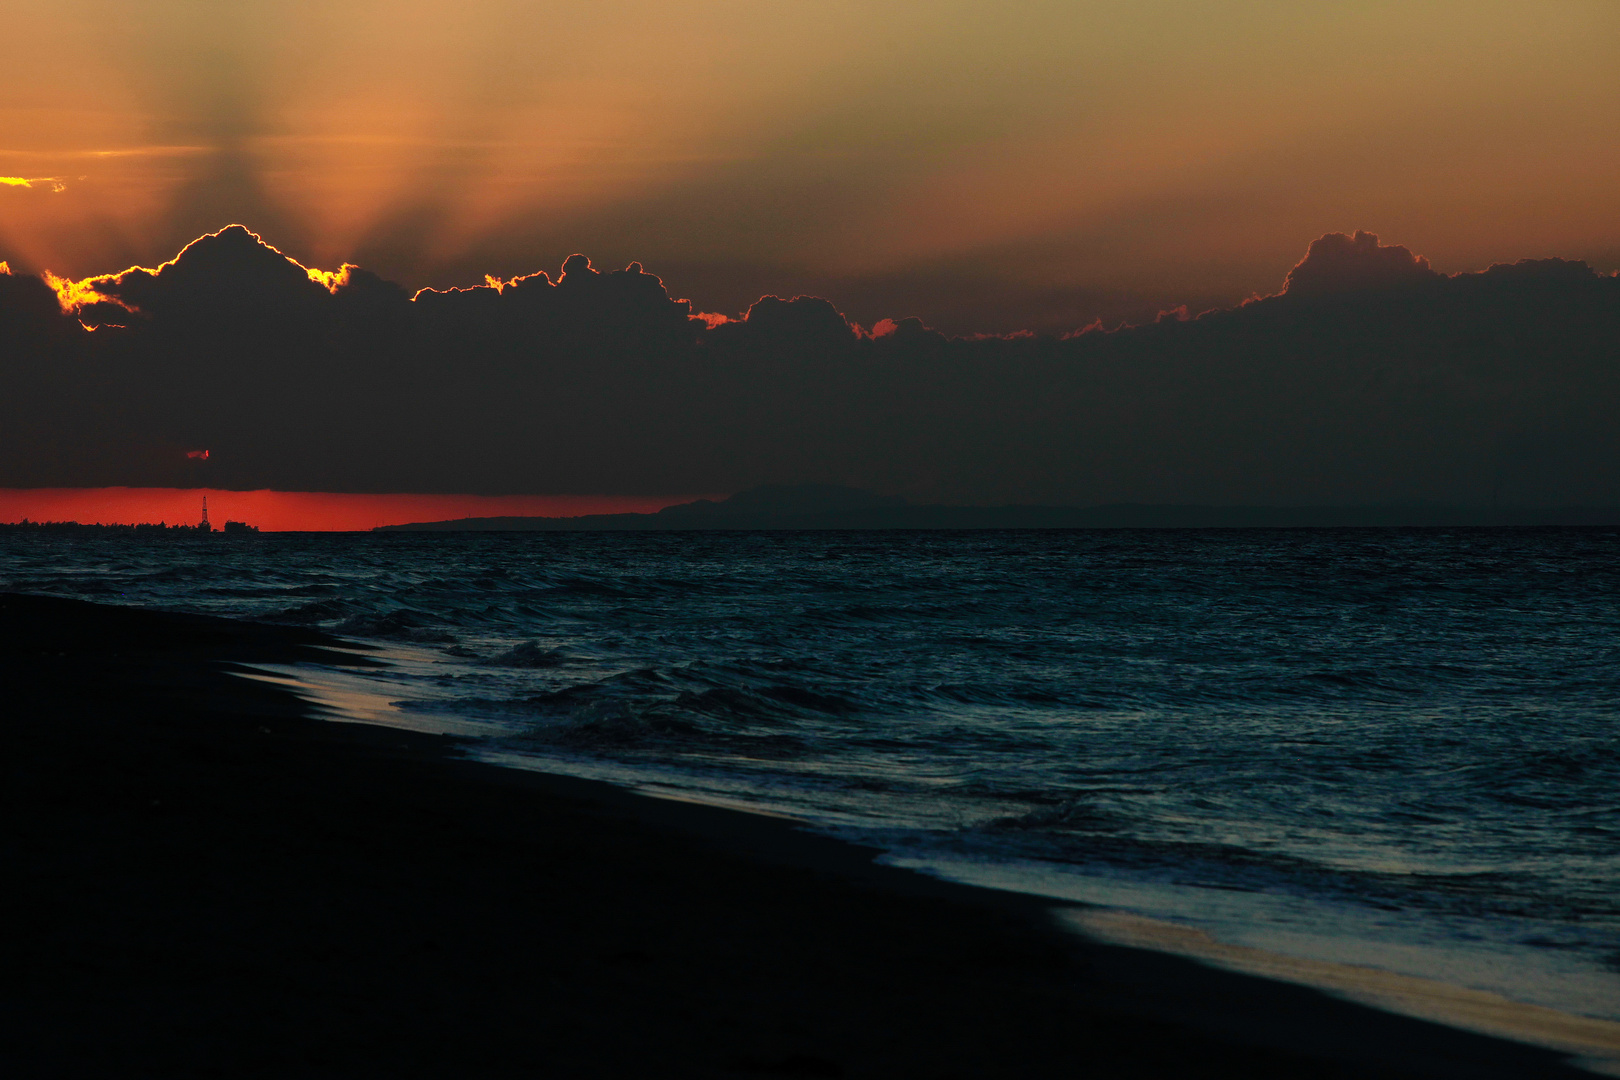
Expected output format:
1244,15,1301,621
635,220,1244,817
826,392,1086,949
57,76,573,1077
233,659,507,739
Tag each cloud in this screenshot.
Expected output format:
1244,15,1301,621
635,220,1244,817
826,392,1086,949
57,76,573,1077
38,226,329,325
1281,230,1437,296
720,295,860,349
3,227,1619,508
1,176,66,192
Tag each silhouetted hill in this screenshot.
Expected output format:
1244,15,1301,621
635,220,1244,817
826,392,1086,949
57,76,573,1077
375,485,1620,531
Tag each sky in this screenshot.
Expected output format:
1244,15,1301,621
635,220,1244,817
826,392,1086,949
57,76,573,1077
4,3,1620,528
0,490,695,532
4,1,1620,334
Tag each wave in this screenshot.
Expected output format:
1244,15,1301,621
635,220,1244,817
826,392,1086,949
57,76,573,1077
6,524,1618,1022
333,609,458,643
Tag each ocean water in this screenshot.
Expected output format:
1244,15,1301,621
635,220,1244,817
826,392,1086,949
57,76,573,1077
4,527,1617,1023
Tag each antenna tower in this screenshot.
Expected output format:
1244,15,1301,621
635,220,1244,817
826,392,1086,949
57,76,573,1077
201,496,209,528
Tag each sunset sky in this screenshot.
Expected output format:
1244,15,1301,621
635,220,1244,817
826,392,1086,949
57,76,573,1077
5,3,1620,529
5,1,1619,332
0,489,695,532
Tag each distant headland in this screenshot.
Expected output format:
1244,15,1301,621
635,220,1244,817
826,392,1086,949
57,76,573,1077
374,485,1620,532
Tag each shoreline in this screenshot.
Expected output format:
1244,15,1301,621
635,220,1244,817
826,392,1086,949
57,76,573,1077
271,651,1620,1041
1,591,1607,1077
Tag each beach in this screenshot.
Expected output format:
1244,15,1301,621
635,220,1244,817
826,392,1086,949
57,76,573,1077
0,590,1607,1078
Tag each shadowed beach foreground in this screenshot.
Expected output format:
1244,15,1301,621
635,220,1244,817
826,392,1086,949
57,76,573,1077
0,592,1603,1078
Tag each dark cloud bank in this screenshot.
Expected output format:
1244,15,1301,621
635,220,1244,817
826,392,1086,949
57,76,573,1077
3,226,1619,514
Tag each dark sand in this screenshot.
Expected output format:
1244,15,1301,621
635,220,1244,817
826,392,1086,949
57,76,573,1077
0,592,1601,1078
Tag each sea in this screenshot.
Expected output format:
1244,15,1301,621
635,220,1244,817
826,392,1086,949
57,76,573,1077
4,526,1617,1027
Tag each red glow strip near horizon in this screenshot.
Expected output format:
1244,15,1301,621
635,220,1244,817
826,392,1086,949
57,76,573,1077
0,489,708,532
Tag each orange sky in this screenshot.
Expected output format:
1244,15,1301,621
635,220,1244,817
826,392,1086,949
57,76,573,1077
0,489,694,532
4,2,1618,332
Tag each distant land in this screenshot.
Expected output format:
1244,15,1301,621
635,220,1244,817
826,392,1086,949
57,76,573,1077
374,485,1620,532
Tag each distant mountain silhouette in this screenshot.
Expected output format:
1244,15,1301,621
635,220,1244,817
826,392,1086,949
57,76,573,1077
673,484,905,518
375,485,1620,531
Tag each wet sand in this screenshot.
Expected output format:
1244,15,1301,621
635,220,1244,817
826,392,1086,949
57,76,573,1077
0,591,1604,1078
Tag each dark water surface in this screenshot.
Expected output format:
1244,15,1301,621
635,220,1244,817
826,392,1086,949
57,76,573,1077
5,527,1617,1019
